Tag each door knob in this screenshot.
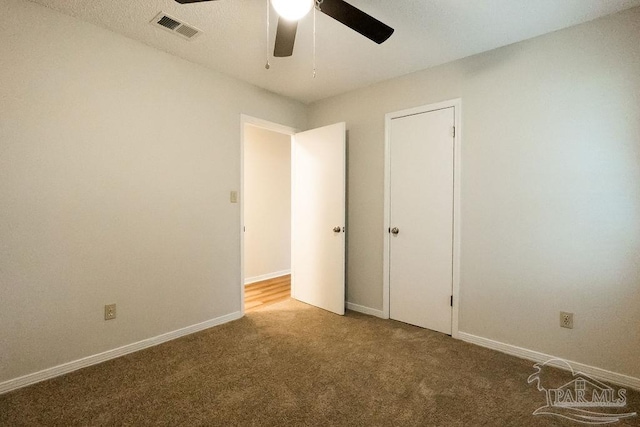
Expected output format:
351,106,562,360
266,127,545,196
391,227,399,235
333,226,342,233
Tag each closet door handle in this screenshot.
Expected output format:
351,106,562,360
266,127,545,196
333,226,342,233
391,227,399,235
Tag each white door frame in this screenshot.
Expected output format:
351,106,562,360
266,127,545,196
382,99,462,338
239,114,298,315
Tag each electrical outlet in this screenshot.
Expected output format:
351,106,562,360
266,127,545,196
105,304,116,320
560,311,573,329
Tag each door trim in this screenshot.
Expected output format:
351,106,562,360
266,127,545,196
382,99,462,338
240,114,297,316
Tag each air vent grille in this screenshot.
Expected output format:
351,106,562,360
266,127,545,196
150,12,202,40
176,25,199,39
157,16,181,30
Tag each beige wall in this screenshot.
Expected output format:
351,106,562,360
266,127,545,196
243,126,291,282
0,0,306,383
309,8,640,378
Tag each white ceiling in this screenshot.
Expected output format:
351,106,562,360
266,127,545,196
28,0,640,104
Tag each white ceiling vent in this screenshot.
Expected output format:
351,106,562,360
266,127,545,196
150,12,202,40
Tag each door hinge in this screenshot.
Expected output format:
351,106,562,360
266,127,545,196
451,126,456,137
450,295,453,307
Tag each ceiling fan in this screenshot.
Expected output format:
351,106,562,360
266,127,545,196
174,0,394,57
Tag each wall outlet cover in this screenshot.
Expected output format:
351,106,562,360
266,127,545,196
560,311,573,329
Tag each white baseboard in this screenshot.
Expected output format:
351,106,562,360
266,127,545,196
346,302,386,319
244,270,291,286
458,332,640,391
0,311,242,395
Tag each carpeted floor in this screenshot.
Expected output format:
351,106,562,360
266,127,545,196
1,299,638,426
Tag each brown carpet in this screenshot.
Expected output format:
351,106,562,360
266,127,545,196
1,299,638,426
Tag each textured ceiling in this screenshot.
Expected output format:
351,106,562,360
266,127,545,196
27,0,640,104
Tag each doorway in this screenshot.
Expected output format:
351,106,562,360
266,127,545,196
382,100,461,337
243,123,293,312
240,115,347,315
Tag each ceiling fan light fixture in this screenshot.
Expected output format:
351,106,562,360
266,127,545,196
271,0,314,21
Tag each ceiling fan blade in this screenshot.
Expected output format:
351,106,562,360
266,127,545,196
174,0,218,4
273,18,298,57
318,0,394,44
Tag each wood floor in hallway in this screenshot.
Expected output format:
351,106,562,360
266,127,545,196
244,274,291,313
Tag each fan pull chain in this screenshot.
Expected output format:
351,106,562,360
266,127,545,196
265,0,270,70
313,0,319,77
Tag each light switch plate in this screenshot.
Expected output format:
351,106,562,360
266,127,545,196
105,304,116,320
230,191,238,203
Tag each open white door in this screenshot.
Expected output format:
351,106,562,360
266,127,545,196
291,122,346,315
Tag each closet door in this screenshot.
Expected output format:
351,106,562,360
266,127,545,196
389,108,454,334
